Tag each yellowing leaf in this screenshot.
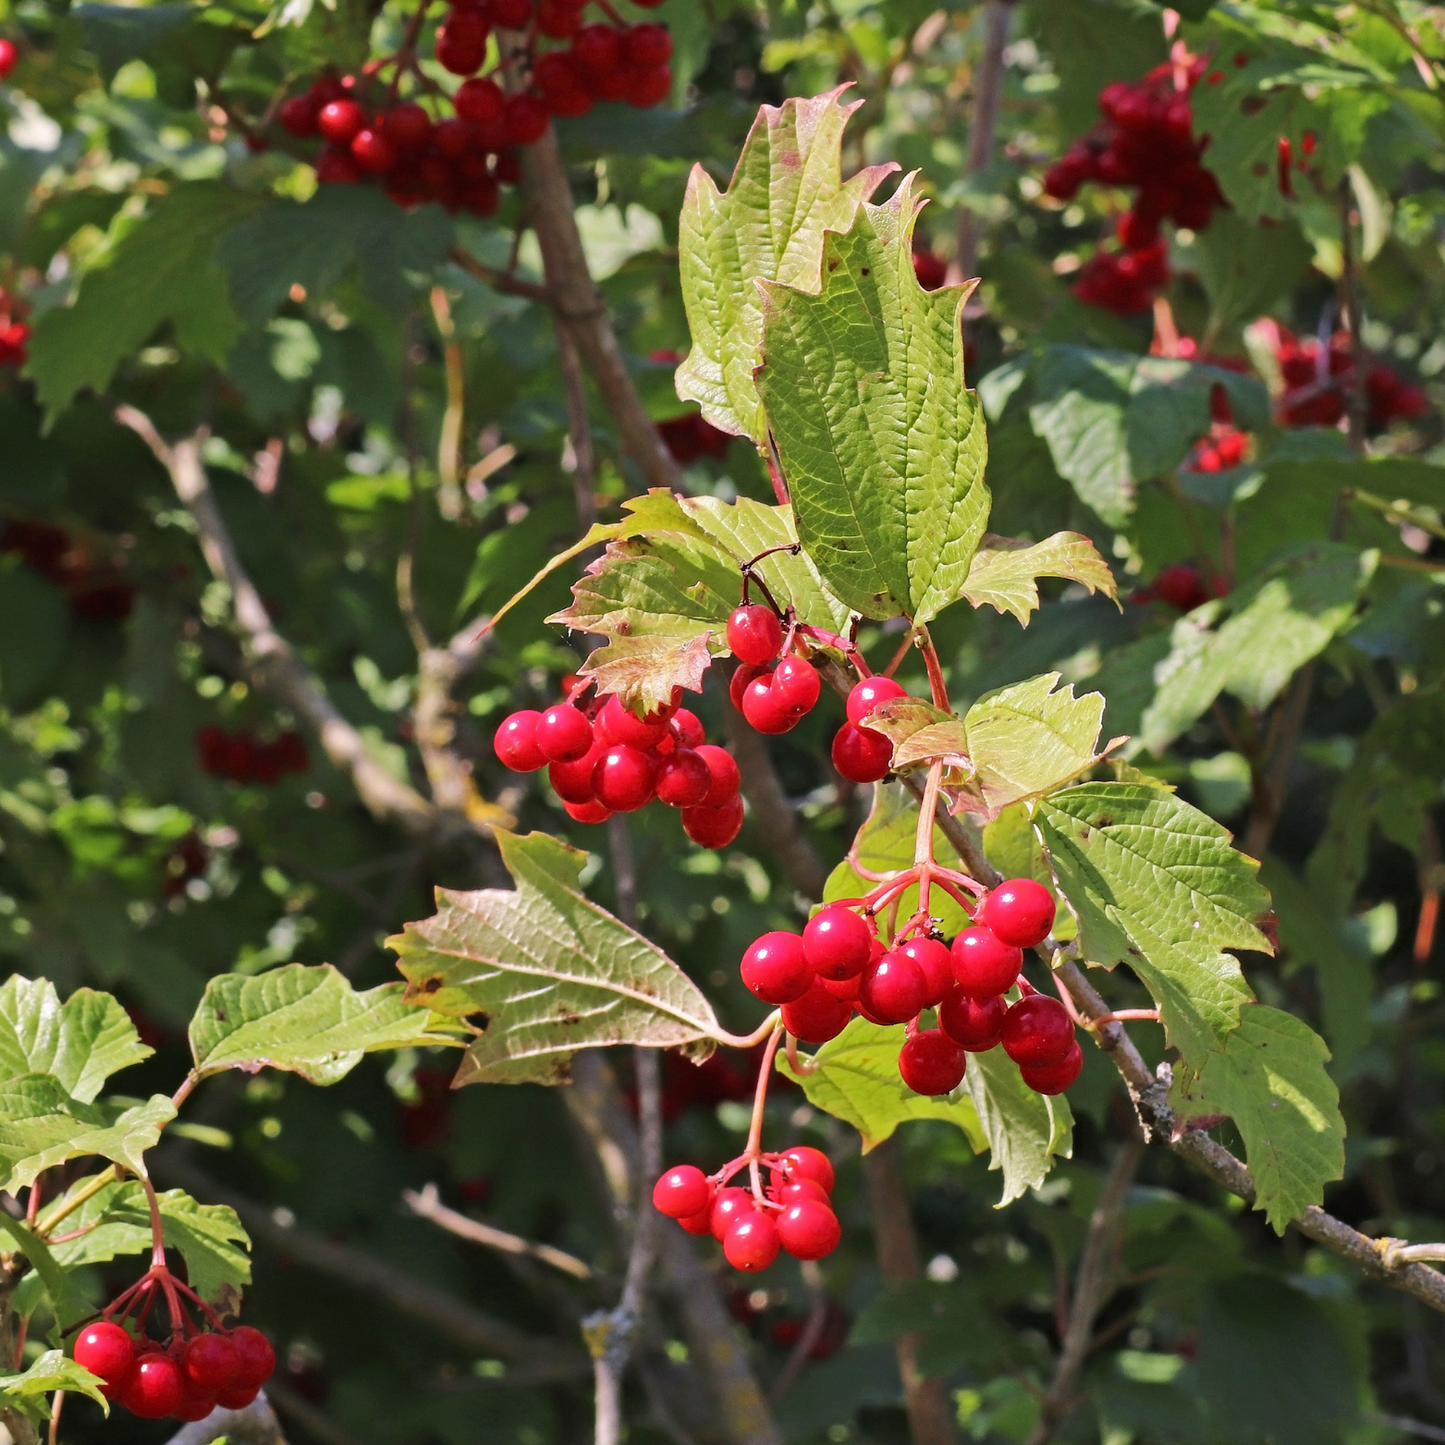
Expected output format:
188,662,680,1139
580,633,716,715
961,531,1119,625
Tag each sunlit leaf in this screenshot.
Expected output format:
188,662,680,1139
961,532,1118,625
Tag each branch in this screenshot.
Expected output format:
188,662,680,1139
950,0,1016,285
558,321,598,538
402,1184,593,1279
162,1390,288,1445
430,285,466,522
450,244,553,304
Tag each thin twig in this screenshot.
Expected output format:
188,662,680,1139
402,1184,593,1279
558,323,598,538
431,284,466,522
768,1260,828,1403
450,244,553,304
1339,175,1369,452
950,0,1015,286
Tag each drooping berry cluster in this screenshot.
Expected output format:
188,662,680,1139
726,604,824,737
1045,50,1222,316
0,518,137,620
1256,320,1428,430
652,1146,841,1273
195,726,309,786
830,675,907,785
494,688,744,847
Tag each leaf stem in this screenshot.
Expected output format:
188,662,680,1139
746,1024,785,1203
35,1166,117,1240
918,627,949,711
709,1011,784,1051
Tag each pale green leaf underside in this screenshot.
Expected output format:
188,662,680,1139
1037,783,1270,1064
391,830,723,1085
961,531,1119,625
189,964,457,1086
964,1045,1074,1206
860,697,971,774
757,173,990,623
1170,1004,1344,1232
0,1351,109,1418
581,633,716,716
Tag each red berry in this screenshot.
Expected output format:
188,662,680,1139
900,937,953,1008
549,738,605,804
937,989,1006,1051
625,63,671,106
818,971,861,1001
384,102,431,150
436,30,485,72
444,6,490,43
228,1327,276,1389
573,23,622,72
455,76,506,124
504,92,550,144
781,979,854,1043
461,175,501,216
183,1333,240,1394
682,795,744,849
742,672,796,735
586,64,631,101
174,1390,219,1422
120,1352,186,1419
563,798,612,824
729,662,758,711
771,1177,829,1206
1020,1039,1084,1094
279,95,319,136
803,906,872,980
669,707,705,749
727,604,782,667
597,693,669,748
846,676,906,727
780,1145,834,1194
216,1383,261,1409
709,1186,754,1241
536,703,594,762
678,1207,713,1235
693,744,740,805
73,1322,134,1391
592,744,656,812
655,748,711,807
623,22,671,67
537,0,581,37
831,723,893,783
771,656,820,718
984,878,1056,948
494,149,522,184
950,927,1023,998
317,98,365,143
316,146,361,184
0,38,18,79
308,76,347,105
724,1210,780,1271
777,1200,840,1260
653,1164,711,1218
490,0,532,23
351,127,396,173
545,86,593,117
898,1029,967,1095
740,931,812,1005
858,948,927,1025
1000,995,1076,1067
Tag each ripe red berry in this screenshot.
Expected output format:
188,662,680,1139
655,748,711,807
504,92,551,145
741,672,793,734
1020,1039,1084,1094
496,710,546,771
818,971,861,1001
682,795,744,849
693,744,740,805
898,1029,967,1096
216,1383,262,1409
436,30,485,72
549,738,605,804
724,1210,780,1271
573,23,621,73
771,656,820,718
563,798,611,824
317,98,365,143
228,1326,276,1389
460,174,502,216
536,703,594,762
316,146,361,184
455,76,506,124
937,989,1006,1051
351,127,396,173
624,63,671,107
0,38,18,79
593,744,656,812
858,948,927,1025
984,879,1056,948
709,1186,754,1241
900,937,953,1007
831,722,893,783
279,95,319,137
490,0,532,23
1000,995,1076,1067
623,22,672,68
846,675,906,727
729,662,758,711
669,707,705,749
384,101,432,149
174,1390,220,1422
950,927,1023,998
120,1351,186,1418
803,906,872,980
781,1145,834,1194
740,931,812,1005
777,1200,840,1260
771,1178,829,1206
537,0,581,37
653,1164,711,1219
534,49,583,95
781,980,854,1044
183,1333,240,1394
727,604,782,667
73,1321,134,1392
678,1206,713,1235
597,693,669,748
308,76,347,105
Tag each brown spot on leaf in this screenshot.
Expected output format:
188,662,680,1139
417,976,444,995
860,267,870,276
215,1010,228,1023
828,259,840,272
557,1012,582,1026
1096,816,1114,828
465,1010,490,1031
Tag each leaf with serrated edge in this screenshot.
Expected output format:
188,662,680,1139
961,532,1119,625
963,1045,1073,1206
952,673,1109,820
861,697,972,774
1037,783,1269,1064
0,1080,174,1194
0,1214,91,1331
391,830,724,1085
0,976,151,1103
757,173,989,623
776,1018,985,1153
676,87,898,444
580,633,715,715
189,964,459,1087
1170,1005,1344,1232
0,1351,109,1417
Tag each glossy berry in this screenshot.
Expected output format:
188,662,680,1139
549,740,605,804
781,980,854,1044
120,1352,186,1419
781,1145,835,1194
228,1326,276,1389
694,745,740,805
725,1210,780,1272
858,947,927,1025
592,744,656,812
0,38,18,79
317,98,365,143
951,927,1023,998
817,971,861,1001
771,1178,830,1206
802,906,872,980
729,662,758,711
832,723,893,783
597,694,668,749
653,1164,711,1219
846,676,906,727
216,1383,262,1410
899,1029,967,1095
624,22,672,67
727,605,783,667
572,23,622,73
1000,995,1076,1067
741,672,794,735
73,1321,134,1390
669,707,705,749
563,798,612,824
678,1206,714,1235
900,937,953,1008
656,749,711,807
771,657,820,718
351,127,396,173
740,931,812,1005
455,77,506,124
709,1186,755,1241
536,703,594,762
682,795,744,849
183,1332,241,1393
984,879,1056,948
279,95,319,136
625,64,671,107
1020,1038,1084,1094
777,1200,841,1260
938,989,1006,1051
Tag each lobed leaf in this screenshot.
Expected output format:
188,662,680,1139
861,697,971,775
0,1350,109,1419
963,1045,1074,1206
0,975,151,1102
580,633,716,716
961,532,1119,625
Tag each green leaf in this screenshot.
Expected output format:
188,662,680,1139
961,532,1119,625
776,1018,986,1153
0,975,152,1103
859,697,971,775
26,185,264,422
757,173,990,623
71,2,191,79
0,1080,174,1193
1037,783,1270,1064
1138,543,1377,755
579,633,716,716
675,87,898,445
189,964,458,1087
0,1350,109,1418
1170,1005,1344,1232
48,1181,250,1310
1186,211,1314,332
981,804,1076,944
391,830,726,1085
962,1044,1073,1206
0,1214,92,1331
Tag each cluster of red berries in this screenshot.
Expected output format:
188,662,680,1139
195,726,309,786
1132,561,1224,614
277,0,670,215
652,1146,841,1273
658,410,733,464
494,690,744,847
1183,425,1248,474
0,518,136,620
1256,321,1428,430
73,1321,275,1422
0,284,27,368
1046,53,1223,316
725,604,824,736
